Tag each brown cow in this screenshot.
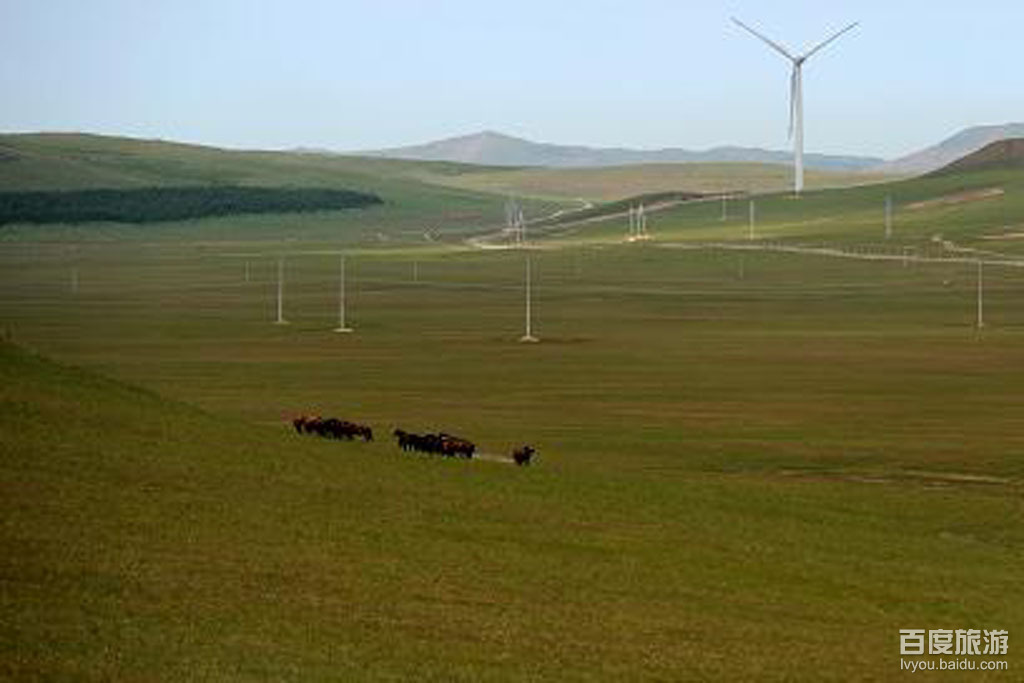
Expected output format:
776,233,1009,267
512,445,536,466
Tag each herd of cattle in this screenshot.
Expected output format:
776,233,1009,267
393,429,475,458
293,415,373,441
291,415,536,466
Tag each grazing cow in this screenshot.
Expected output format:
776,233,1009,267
300,416,324,435
324,419,373,442
292,415,310,434
423,433,444,455
512,445,536,466
393,428,412,451
441,435,475,459
318,419,335,439
336,420,356,440
317,417,342,439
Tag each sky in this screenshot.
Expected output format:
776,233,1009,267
1,0,1021,160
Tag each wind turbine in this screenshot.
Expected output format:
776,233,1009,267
732,17,858,196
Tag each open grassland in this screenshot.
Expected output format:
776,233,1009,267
562,164,1024,257
421,162,896,202
5,337,1020,682
0,133,516,193
3,222,1023,679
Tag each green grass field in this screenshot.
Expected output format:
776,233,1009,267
552,164,1024,253
423,161,896,202
2,137,1022,680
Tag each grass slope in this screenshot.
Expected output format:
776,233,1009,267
560,162,1024,254
0,134,558,243
422,162,896,203
3,320,1021,680
0,133,512,193
930,138,1024,177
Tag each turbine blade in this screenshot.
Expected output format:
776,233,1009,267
802,22,858,60
731,17,796,61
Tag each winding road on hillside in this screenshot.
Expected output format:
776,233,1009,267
464,195,700,249
462,190,1024,270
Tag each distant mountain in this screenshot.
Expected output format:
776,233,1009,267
929,137,1024,176
874,123,1024,175
355,130,884,171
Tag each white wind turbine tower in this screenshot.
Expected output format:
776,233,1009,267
732,17,858,196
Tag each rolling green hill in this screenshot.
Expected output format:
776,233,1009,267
0,133,899,244
551,155,1024,255
0,133,512,192
929,138,1024,176
0,133,557,243
415,160,895,203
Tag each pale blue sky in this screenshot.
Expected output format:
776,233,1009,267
1,0,1021,159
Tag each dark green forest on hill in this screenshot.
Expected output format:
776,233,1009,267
0,185,382,226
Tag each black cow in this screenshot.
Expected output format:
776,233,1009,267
394,428,414,451
292,415,311,434
512,445,536,466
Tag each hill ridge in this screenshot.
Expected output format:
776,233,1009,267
875,122,1024,175
356,130,884,171
929,137,1024,176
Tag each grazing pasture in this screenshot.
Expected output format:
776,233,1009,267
2,148,1023,679
419,160,897,202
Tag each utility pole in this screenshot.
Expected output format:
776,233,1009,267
335,254,353,333
748,199,756,241
976,259,985,330
275,256,288,325
519,256,538,343
885,194,893,239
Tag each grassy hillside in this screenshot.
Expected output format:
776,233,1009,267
0,134,907,246
929,138,1024,176
0,133,512,192
556,161,1024,255
0,134,558,243
3,247,1022,680
422,161,896,202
